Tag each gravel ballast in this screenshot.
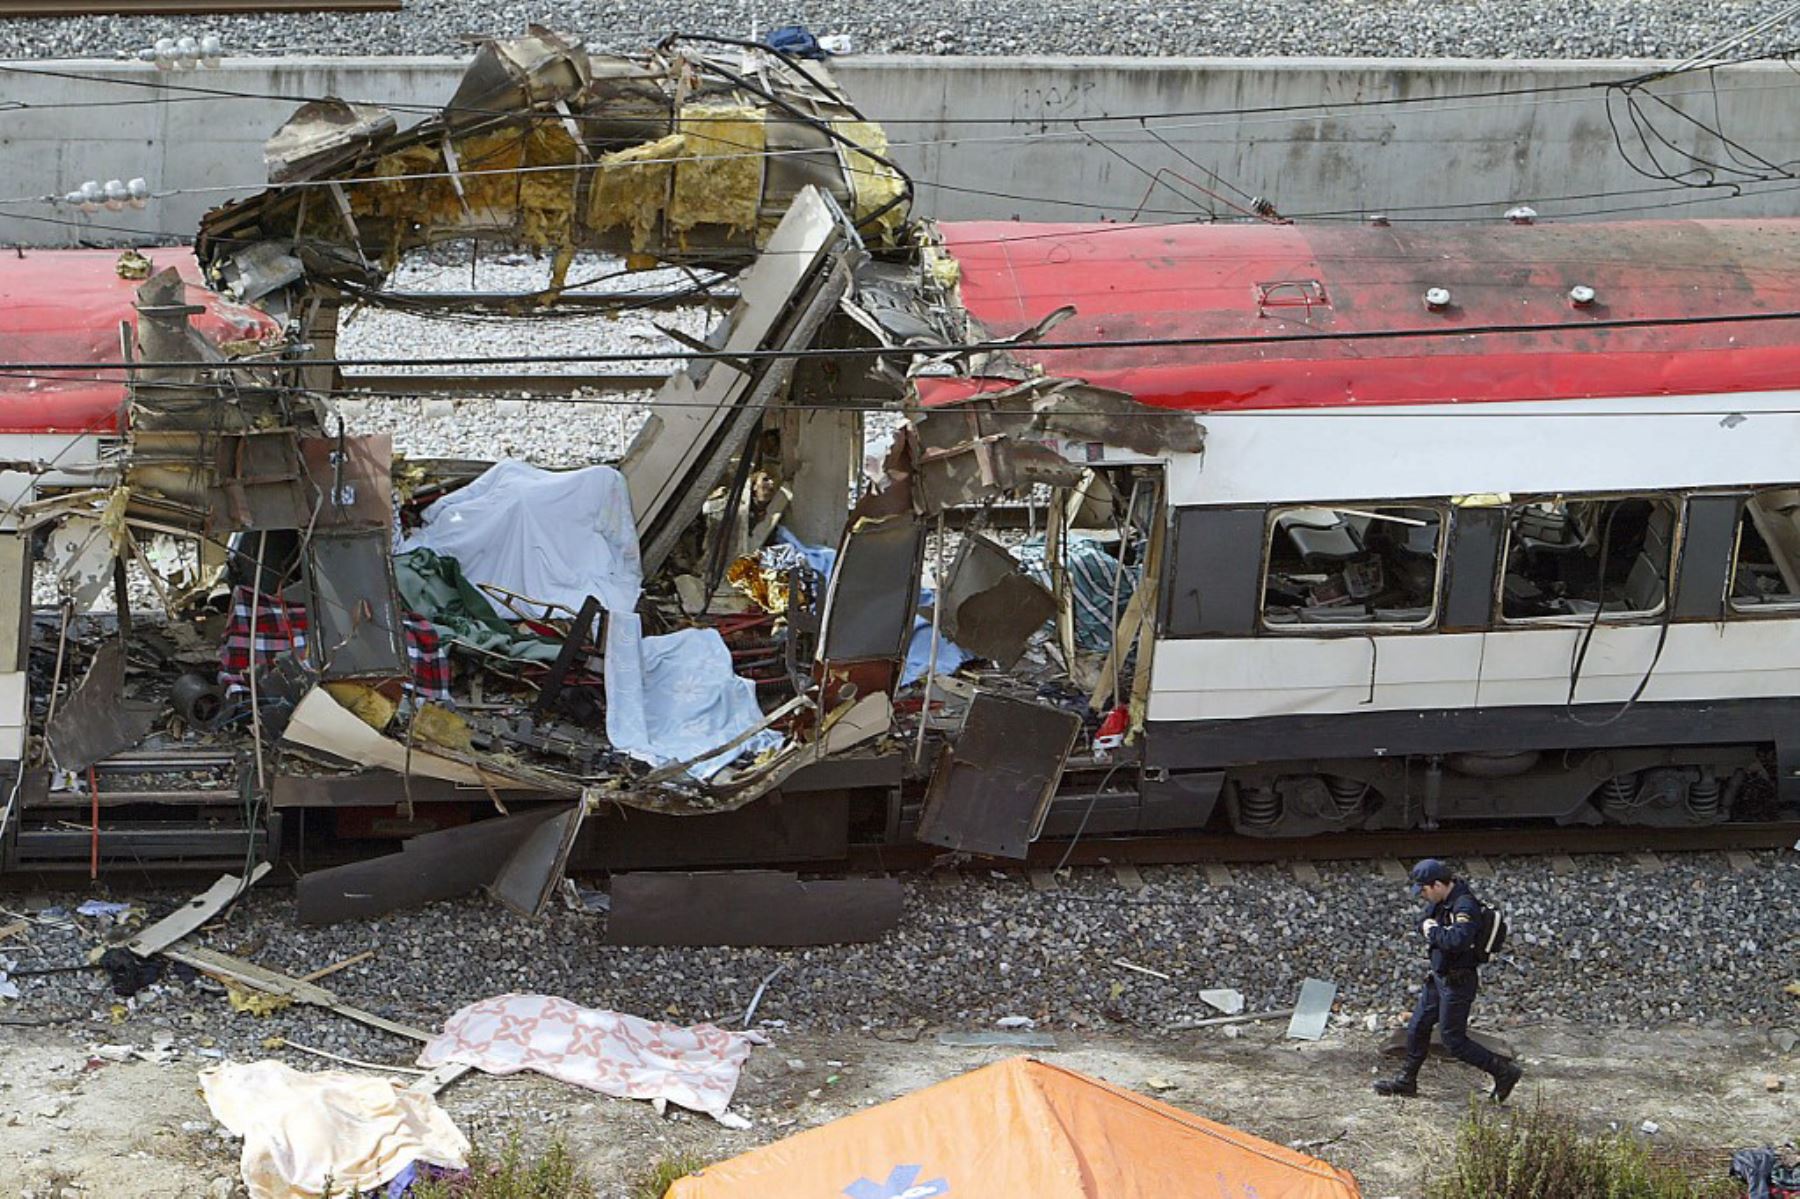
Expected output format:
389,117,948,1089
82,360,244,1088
0,1,1783,64
3,850,1795,1082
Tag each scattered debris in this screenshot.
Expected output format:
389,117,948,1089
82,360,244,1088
1199,988,1247,1016
126,865,271,958
1112,958,1173,981
1286,978,1339,1041
295,802,585,925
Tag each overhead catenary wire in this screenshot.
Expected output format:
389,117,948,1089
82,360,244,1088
12,303,1800,375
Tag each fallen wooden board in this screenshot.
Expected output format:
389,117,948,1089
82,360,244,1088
165,944,432,1044
126,863,271,957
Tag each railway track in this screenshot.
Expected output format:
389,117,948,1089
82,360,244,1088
0,0,399,12
847,820,1800,873
340,371,668,398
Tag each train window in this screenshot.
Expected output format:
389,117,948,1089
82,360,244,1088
1498,496,1674,621
1260,504,1444,629
1730,489,1800,609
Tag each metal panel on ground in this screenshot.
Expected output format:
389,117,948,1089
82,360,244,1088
605,870,903,946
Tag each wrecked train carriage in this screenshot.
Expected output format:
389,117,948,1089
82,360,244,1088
14,29,1800,876
925,215,1800,836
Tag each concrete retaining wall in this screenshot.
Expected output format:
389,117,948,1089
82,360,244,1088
2,54,1794,245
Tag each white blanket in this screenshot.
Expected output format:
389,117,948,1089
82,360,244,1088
200,1060,468,1199
403,460,778,778
416,993,765,1127
400,459,642,617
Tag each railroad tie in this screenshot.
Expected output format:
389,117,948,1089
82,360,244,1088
1288,861,1321,886
1111,862,1146,892
1203,863,1235,887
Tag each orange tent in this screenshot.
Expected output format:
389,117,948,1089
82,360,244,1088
664,1056,1361,1198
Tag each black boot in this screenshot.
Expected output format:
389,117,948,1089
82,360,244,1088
1490,1059,1523,1105
1373,1062,1421,1097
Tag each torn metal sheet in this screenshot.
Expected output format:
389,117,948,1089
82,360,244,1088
605,870,903,946
296,804,579,925
1286,978,1338,1041
622,188,851,575
46,641,160,773
304,529,407,680
46,511,118,612
916,694,1082,860
817,514,925,664
488,800,588,918
939,534,1056,670
1199,988,1247,1016
445,26,591,128
126,863,272,957
196,33,909,298
213,430,309,530
299,434,393,528
264,99,398,185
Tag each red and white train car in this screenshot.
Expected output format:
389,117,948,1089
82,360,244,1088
935,217,1800,835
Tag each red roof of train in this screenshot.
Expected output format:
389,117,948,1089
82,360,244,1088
0,248,278,435
926,218,1800,410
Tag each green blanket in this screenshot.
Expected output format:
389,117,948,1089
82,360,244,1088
393,547,563,664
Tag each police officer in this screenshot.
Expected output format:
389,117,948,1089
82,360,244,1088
1373,858,1523,1102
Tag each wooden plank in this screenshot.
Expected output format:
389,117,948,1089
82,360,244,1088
165,945,432,1044
1111,862,1146,892
126,864,270,956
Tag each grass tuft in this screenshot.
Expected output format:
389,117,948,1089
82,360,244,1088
625,1151,711,1199
407,1131,600,1199
1427,1099,1740,1199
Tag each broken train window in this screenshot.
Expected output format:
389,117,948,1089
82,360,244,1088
1498,495,1674,621
1730,487,1800,609
1260,503,1444,629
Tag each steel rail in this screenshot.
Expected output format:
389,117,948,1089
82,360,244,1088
848,820,1800,872
339,371,668,397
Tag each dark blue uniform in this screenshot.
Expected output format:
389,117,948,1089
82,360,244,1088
1404,879,1500,1073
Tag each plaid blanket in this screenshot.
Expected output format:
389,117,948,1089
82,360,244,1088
220,585,450,700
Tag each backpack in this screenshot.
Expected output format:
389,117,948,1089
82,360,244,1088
1474,901,1508,964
